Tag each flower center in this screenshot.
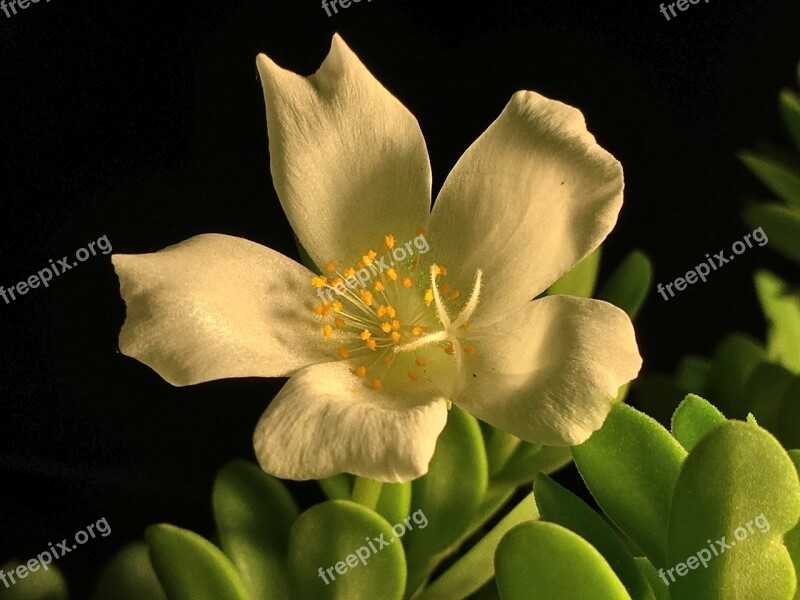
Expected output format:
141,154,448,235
310,229,481,392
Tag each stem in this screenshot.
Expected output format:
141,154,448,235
351,476,383,510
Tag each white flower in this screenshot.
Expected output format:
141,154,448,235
112,35,641,483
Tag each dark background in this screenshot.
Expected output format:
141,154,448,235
1,0,799,595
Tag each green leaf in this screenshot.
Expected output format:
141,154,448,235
287,500,406,600
546,246,601,298
780,89,800,152
404,406,488,594
492,443,573,486
633,558,669,600
707,333,766,418
495,521,632,600
740,151,800,209
0,560,68,600
788,450,800,600
670,394,726,452
674,355,712,395
572,402,687,567
319,474,353,501
535,474,656,600
480,421,521,477
755,270,800,373
375,482,412,526
598,250,654,319
743,362,795,435
145,524,249,600
742,202,800,264
212,460,298,600
91,542,167,600
666,421,800,600
416,492,538,600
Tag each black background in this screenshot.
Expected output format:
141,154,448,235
1,0,799,595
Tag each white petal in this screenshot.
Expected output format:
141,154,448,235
253,361,449,482
428,91,624,312
454,295,641,446
257,35,432,268
112,234,333,386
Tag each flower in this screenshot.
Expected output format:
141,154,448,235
112,35,641,483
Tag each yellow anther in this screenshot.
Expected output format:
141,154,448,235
362,254,373,267
357,260,365,269
386,306,397,318
416,227,427,236
374,281,386,292
368,249,378,260
344,267,356,277
459,322,470,330
450,290,461,299
440,266,448,276
360,329,372,341
372,379,383,391
432,265,442,277
415,357,426,367
366,339,377,351
464,345,476,355
424,289,433,306
386,268,398,281
391,331,402,343
377,304,388,317
331,277,344,287
441,282,451,293
402,276,413,288
391,319,401,331
384,234,396,249
335,317,346,328
411,326,423,337
325,261,337,272
444,344,455,355
332,301,343,313
323,325,334,338
382,357,392,367
314,304,325,316
354,366,367,378
408,370,419,381
381,322,393,333
359,290,374,306
315,302,331,317
311,276,328,288
338,346,349,359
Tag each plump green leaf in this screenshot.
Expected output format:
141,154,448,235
404,406,488,593
91,542,166,600
212,460,298,600
535,474,656,600
788,450,800,600
547,246,601,298
417,493,538,600
495,521,632,600
492,443,573,486
670,394,726,452
287,500,405,600
0,560,68,600
740,151,800,209
598,250,654,319
780,89,800,153
145,524,249,600
634,558,669,600
572,403,687,567
319,474,353,501
707,333,766,418
666,421,800,600
755,270,800,373
480,421,521,477
375,482,412,527
742,202,800,264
